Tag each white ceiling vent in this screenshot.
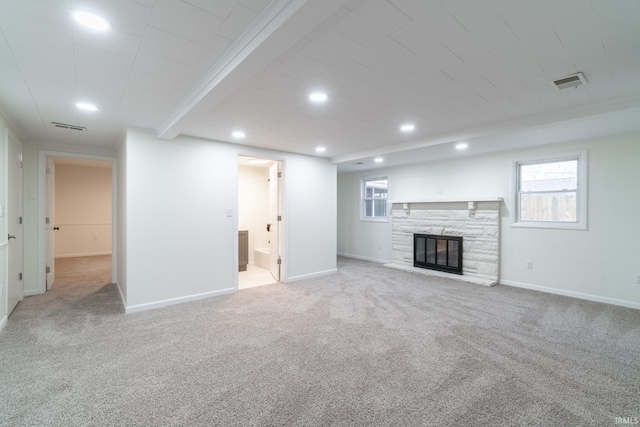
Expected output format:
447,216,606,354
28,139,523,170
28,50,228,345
552,72,587,90
51,122,86,131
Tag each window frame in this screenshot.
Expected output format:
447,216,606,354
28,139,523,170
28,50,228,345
512,150,588,230
360,176,389,222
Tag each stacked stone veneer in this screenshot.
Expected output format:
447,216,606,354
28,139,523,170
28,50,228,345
391,201,501,283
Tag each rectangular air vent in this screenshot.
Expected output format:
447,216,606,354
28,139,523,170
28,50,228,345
51,122,86,131
552,72,587,90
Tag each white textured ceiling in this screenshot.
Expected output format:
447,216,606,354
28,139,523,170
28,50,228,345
1,0,639,172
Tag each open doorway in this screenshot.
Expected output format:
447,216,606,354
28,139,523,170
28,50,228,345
238,156,282,289
45,156,113,291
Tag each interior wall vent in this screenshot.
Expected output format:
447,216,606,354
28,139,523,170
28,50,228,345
51,122,86,131
552,72,587,90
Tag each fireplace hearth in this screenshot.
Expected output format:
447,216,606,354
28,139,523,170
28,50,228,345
414,234,463,275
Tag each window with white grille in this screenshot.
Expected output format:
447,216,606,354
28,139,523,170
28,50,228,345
361,177,388,221
514,151,587,230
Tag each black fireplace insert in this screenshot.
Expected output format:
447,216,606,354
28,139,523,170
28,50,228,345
414,234,463,275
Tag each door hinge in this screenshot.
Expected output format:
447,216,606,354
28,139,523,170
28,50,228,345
277,257,281,265
277,215,282,221
46,167,51,175
46,266,50,274
46,217,50,224
277,171,282,178
19,272,22,280
19,216,22,224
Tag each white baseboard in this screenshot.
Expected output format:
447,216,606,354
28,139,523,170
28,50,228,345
337,252,390,264
500,279,640,310
125,287,237,314
55,252,112,259
286,269,337,282
0,315,7,332
24,288,42,297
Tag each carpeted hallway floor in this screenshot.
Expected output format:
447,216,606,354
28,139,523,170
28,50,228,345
1,256,638,426
53,255,113,289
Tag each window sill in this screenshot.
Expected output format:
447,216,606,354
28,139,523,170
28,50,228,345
359,217,389,223
511,221,586,231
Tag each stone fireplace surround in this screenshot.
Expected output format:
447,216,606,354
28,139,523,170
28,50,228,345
387,199,502,286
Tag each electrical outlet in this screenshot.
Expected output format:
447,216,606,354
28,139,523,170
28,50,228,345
526,260,533,269
378,244,382,250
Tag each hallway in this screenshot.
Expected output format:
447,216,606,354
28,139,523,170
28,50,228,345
11,255,120,320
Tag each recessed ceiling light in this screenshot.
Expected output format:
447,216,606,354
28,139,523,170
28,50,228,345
76,102,97,111
315,146,326,153
456,142,468,150
232,131,246,138
72,11,111,31
248,159,268,165
309,92,328,102
374,157,384,163
400,124,415,132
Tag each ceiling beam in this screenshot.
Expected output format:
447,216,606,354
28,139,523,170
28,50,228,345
157,0,347,141
330,94,640,164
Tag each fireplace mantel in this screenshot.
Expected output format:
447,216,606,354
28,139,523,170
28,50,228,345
390,197,503,205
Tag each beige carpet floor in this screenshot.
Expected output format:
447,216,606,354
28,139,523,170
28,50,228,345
1,256,639,426
53,255,113,289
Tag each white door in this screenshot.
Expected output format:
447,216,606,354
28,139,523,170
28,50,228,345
268,162,280,281
46,157,55,289
7,136,23,315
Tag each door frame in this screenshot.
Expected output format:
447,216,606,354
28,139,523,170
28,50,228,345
4,131,23,316
45,156,55,289
268,161,281,281
235,153,287,289
37,151,117,294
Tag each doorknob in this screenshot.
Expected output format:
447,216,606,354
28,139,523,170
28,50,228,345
8,234,16,240
53,227,60,231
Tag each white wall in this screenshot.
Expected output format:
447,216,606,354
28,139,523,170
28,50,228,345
238,165,270,264
122,131,237,309
120,129,337,311
54,164,112,257
286,155,337,280
338,133,640,308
